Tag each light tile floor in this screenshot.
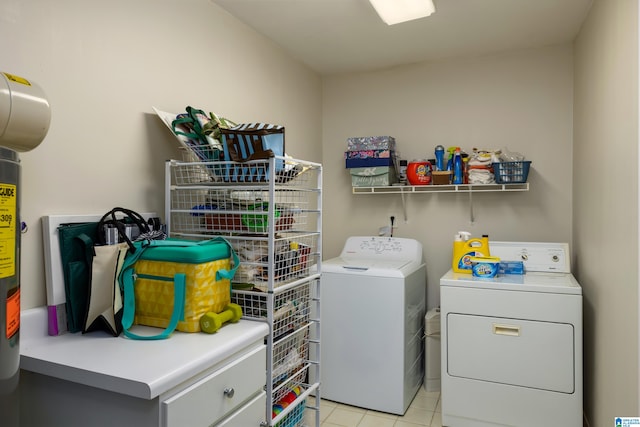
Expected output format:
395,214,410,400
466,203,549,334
304,387,442,427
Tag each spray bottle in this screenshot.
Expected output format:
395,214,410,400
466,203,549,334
452,232,491,273
453,147,464,184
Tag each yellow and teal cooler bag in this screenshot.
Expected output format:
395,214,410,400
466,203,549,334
119,237,239,340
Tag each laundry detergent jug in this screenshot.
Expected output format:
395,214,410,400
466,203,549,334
452,231,490,273
406,160,432,185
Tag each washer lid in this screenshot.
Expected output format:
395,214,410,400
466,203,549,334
322,257,418,277
440,269,582,295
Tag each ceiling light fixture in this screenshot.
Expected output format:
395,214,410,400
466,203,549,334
369,0,435,25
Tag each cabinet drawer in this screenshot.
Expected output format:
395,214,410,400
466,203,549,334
215,391,266,427
162,345,266,427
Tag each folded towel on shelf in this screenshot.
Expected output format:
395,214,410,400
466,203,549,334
468,156,492,167
468,168,495,184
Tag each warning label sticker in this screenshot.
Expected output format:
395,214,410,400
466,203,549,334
0,183,16,278
6,289,19,339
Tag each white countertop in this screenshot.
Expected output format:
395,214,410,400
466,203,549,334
20,307,269,400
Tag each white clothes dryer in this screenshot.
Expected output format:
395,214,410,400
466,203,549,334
321,236,426,415
440,241,583,427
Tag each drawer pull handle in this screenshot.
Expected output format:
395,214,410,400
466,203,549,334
493,324,520,336
223,387,235,398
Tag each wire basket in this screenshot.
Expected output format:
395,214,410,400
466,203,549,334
272,326,310,391
227,234,319,291
231,280,312,338
492,161,531,184
174,150,317,185
169,189,302,234
178,147,303,184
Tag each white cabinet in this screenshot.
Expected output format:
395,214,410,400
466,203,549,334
19,307,269,427
161,345,266,427
166,156,322,427
216,392,267,426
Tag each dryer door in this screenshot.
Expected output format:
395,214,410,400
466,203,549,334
447,313,575,393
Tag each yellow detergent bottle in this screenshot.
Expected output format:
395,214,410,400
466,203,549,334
452,232,491,273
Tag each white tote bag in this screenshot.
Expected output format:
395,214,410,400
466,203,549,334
83,243,128,336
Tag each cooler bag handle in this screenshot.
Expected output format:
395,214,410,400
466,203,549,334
119,240,186,340
118,238,239,340
121,270,186,341
209,236,240,281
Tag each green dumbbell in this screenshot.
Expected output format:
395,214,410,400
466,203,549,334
200,303,243,334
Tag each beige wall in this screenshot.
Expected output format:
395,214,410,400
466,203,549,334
574,0,639,424
0,0,322,309
322,45,574,308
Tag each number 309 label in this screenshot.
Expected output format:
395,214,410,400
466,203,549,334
0,183,16,278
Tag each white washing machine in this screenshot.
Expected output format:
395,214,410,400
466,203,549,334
440,241,583,427
321,236,426,415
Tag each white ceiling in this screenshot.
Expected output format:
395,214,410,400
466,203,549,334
211,0,593,76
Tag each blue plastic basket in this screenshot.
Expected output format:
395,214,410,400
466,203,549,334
492,161,531,184
275,399,306,427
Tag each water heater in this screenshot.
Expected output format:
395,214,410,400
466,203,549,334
0,72,50,398
0,72,51,152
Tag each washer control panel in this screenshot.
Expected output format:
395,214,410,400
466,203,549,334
339,236,423,262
